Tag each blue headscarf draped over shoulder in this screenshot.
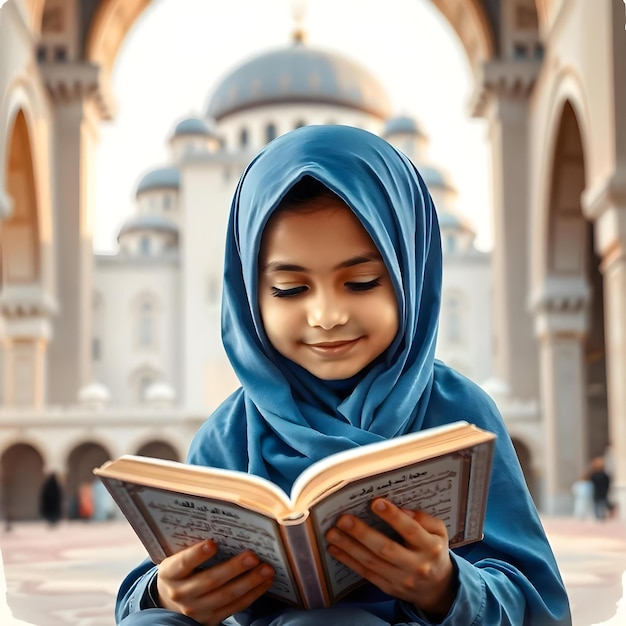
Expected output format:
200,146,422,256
188,125,442,491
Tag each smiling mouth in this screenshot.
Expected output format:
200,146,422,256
305,339,360,356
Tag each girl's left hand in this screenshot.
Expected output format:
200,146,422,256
325,498,457,620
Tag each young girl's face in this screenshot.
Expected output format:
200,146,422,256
258,195,398,380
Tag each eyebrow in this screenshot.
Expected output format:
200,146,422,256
262,253,382,273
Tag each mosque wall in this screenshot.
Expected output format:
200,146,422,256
93,256,181,407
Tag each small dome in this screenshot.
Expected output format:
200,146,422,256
438,212,464,229
77,382,111,408
480,378,510,402
117,214,178,240
206,41,392,121
136,167,180,197
145,381,176,402
383,115,423,137
172,117,213,137
419,165,454,191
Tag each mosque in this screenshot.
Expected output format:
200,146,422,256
0,0,624,524
94,31,491,416
3,26,492,520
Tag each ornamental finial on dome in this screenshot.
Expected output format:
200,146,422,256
291,0,307,44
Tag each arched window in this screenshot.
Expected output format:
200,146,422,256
444,292,465,345
92,292,104,362
139,301,153,347
130,366,162,404
265,123,277,143
139,374,153,400
140,236,151,255
134,294,160,350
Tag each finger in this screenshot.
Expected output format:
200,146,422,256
401,507,450,542
371,499,437,549
193,551,267,598
160,539,218,581
202,563,275,623
328,515,401,570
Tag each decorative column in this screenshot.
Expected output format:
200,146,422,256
583,180,626,519
532,278,589,513
0,287,55,407
40,61,113,405
472,59,541,403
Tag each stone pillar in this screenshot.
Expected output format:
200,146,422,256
533,279,589,513
40,61,111,405
0,291,53,408
583,182,626,519
472,60,541,403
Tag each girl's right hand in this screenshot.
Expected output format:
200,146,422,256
156,540,275,626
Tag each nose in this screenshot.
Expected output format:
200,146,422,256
306,289,349,330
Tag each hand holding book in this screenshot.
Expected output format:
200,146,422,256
94,420,495,609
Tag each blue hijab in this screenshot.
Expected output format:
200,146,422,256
189,125,442,491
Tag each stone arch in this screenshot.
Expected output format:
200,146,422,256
80,0,498,97
430,0,495,69
83,0,153,75
547,102,607,460
3,110,40,287
65,441,110,518
130,364,162,404
0,442,45,522
1,75,55,294
511,436,537,502
531,70,591,291
135,439,181,461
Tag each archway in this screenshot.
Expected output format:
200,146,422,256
66,442,110,519
549,102,607,461
536,99,608,512
1,443,44,522
3,110,40,287
1,110,46,407
511,437,536,503
136,440,179,461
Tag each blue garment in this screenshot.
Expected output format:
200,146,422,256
116,126,571,625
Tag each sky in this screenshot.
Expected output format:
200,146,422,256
93,0,492,253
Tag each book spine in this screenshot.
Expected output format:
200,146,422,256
101,478,167,562
464,442,494,542
281,517,329,609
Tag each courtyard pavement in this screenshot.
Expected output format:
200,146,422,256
0,516,624,626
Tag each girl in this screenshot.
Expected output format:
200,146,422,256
116,125,571,625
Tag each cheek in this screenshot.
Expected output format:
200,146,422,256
259,300,294,342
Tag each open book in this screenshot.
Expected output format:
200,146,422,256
94,420,495,609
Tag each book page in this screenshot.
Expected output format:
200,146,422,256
309,454,468,601
128,483,301,605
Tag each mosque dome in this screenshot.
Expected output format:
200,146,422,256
135,167,180,197
206,38,392,121
117,214,178,240
437,212,462,229
172,117,213,137
419,165,455,191
383,115,424,137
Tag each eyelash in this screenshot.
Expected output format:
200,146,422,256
270,279,382,298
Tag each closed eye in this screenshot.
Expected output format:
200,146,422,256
271,285,308,298
346,278,382,292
